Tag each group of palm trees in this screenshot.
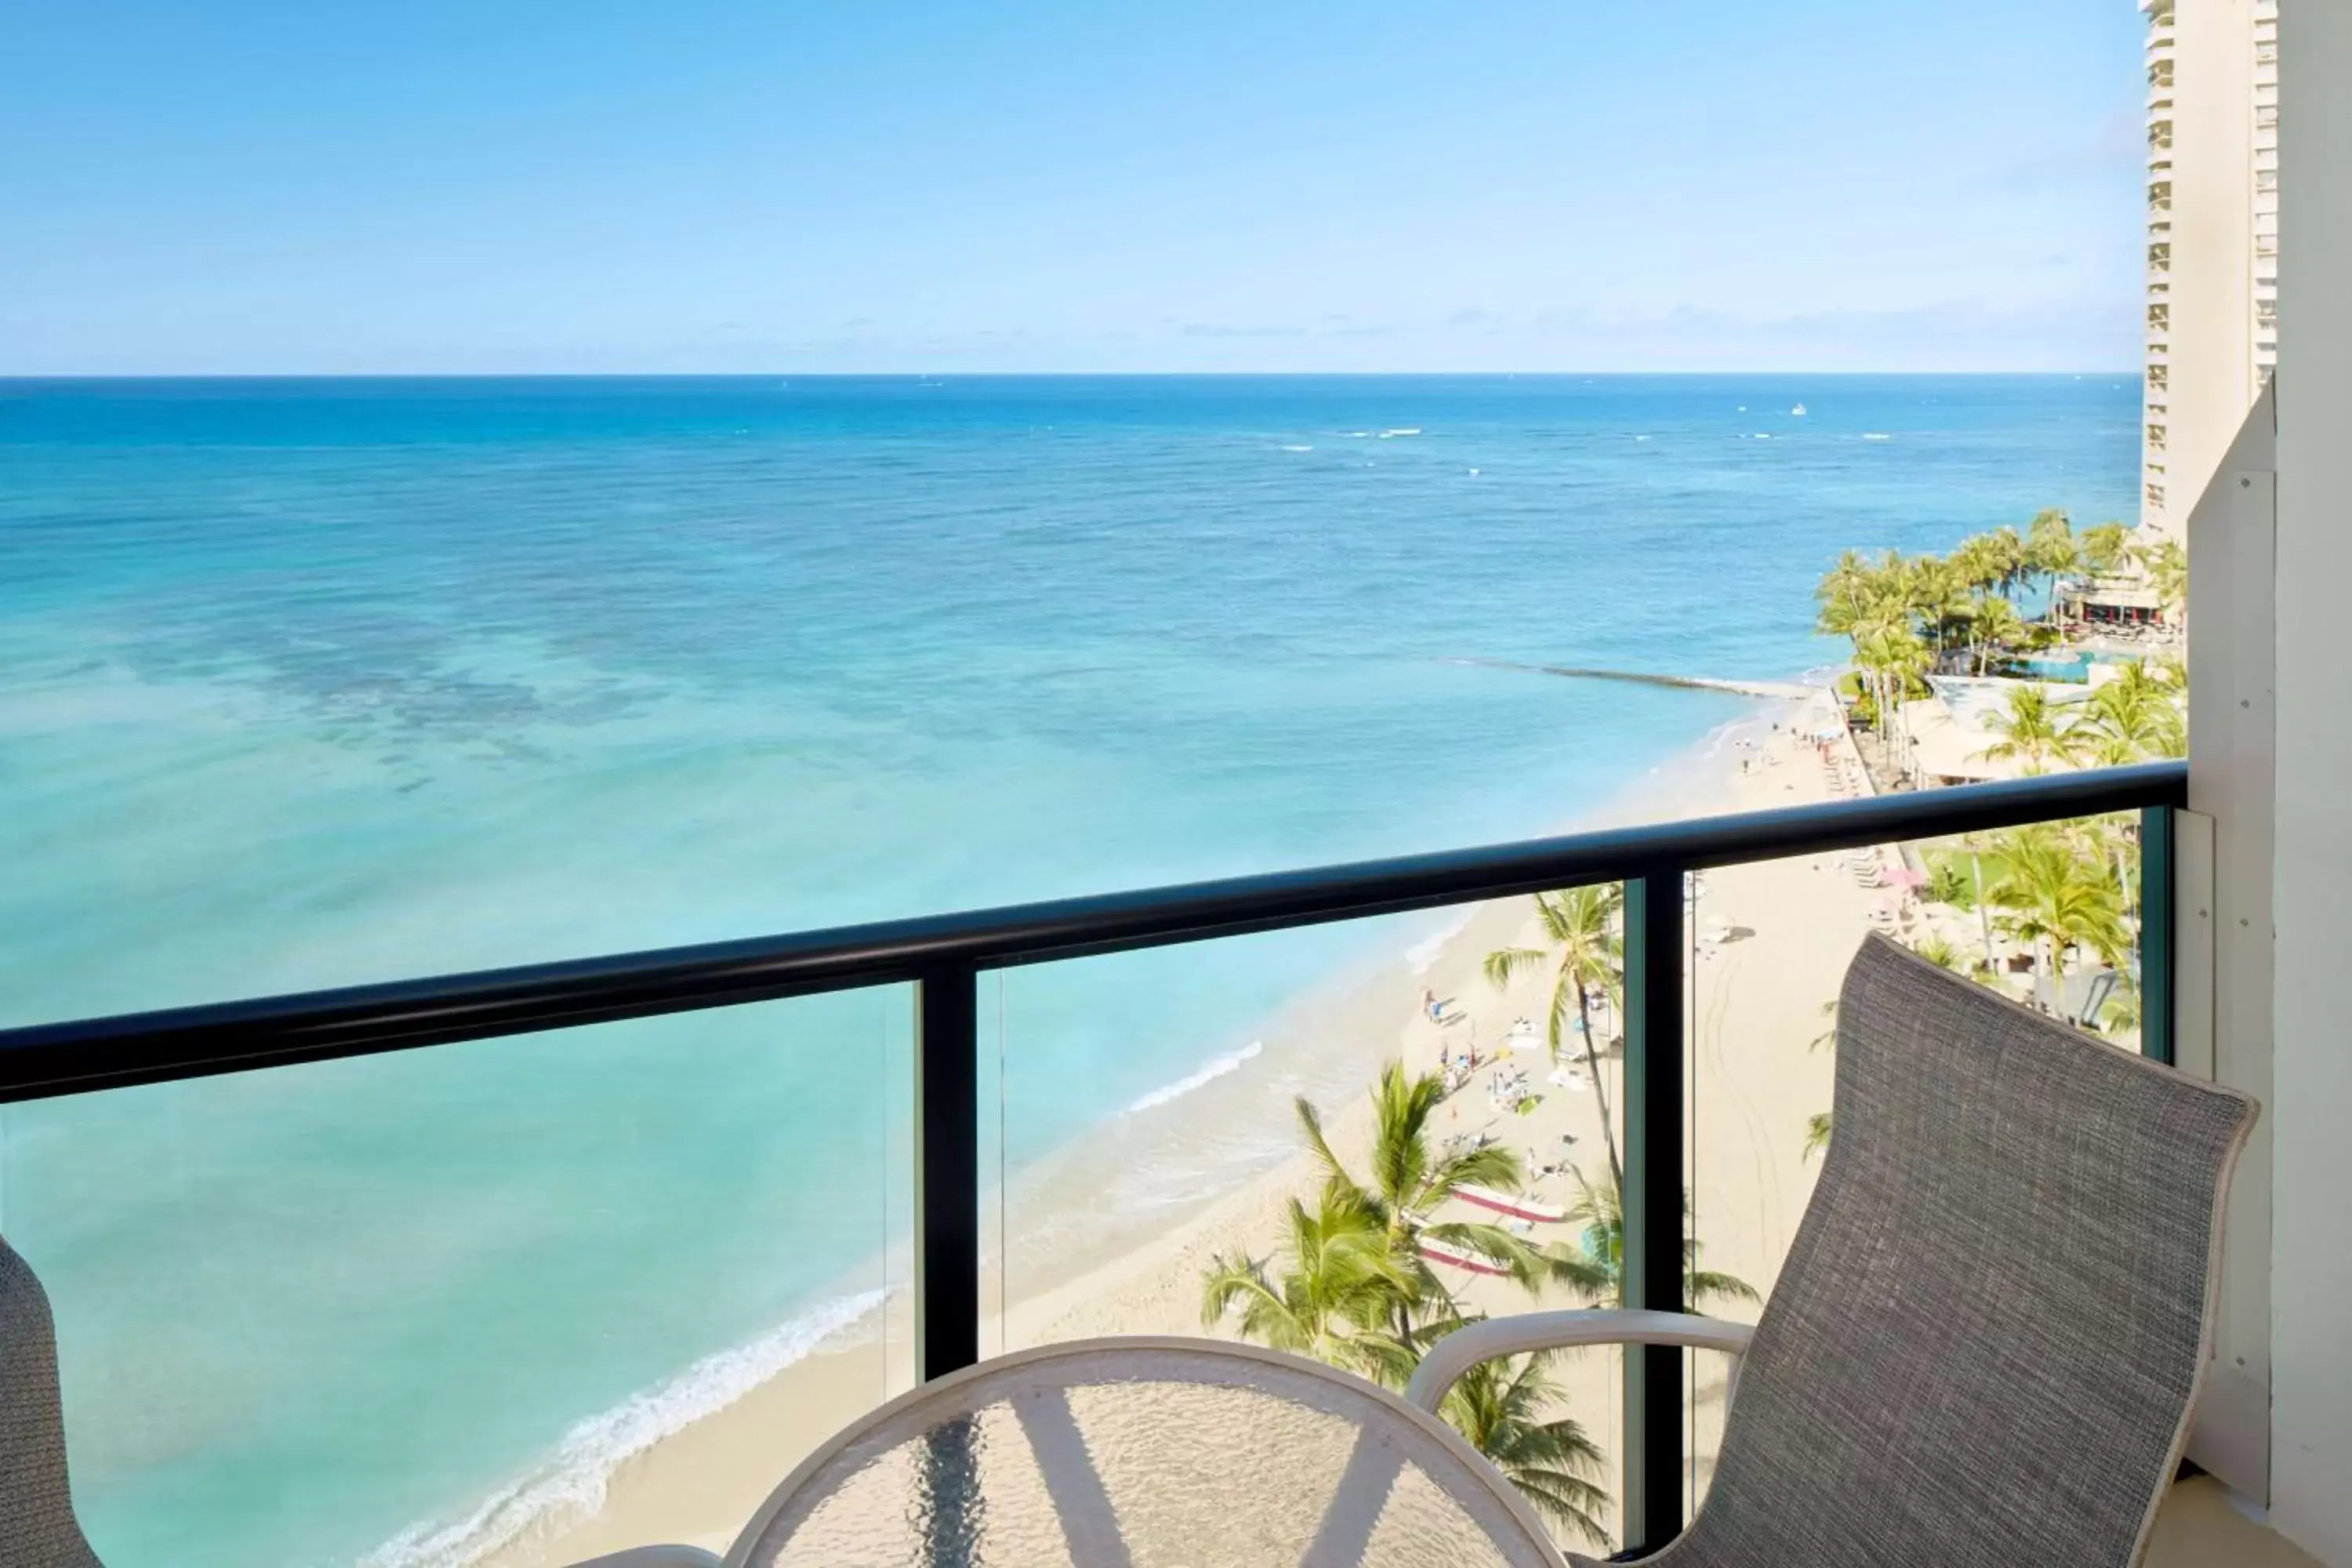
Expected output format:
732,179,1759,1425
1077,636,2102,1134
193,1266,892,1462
1978,659,2186,773
1200,885,1755,1547
1809,509,2182,1047
1814,510,2187,780
1931,814,2149,1032
1809,810,2153,1161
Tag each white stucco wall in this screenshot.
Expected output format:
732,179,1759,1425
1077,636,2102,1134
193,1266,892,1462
2267,3,2352,1561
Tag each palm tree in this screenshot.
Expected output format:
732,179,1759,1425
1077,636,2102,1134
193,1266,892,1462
1546,1170,1760,1311
1814,550,1879,632
2081,521,2132,575
1802,1112,1834,1163
1200,1189,1415,1380
1208,1065,1549,1372
1815,573,1898,659
1909,557,1973,662
2134,538,2187,623
1855,624,1930,776
1983,525,2028,600
1951,535,2005,597
1804,998,1841,1161
1976,685,2085,775
2078,724,2144,769
1913,932,1968,973
1207,1063,1634,1536
1985,828,2129,1024
1486,886,1625,1190
1435,1345,1612,1547
1970,595,2027,675
2026,508,2079,605
1296,1064,1539,1308
2078,663,2186,763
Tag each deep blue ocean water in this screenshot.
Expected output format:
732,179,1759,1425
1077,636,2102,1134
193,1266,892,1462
0,375,2137,1564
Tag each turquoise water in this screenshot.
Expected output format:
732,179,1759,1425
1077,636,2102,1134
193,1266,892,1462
2022,648,2141,681
0,375,2138,1564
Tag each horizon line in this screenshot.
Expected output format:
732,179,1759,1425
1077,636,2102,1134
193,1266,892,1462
0,367,2146,382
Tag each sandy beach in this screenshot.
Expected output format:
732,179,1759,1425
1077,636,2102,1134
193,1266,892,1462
476,700,1878,1564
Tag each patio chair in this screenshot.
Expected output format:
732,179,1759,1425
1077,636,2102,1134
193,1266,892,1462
0,1236,101,1567
1406,933,2257,1566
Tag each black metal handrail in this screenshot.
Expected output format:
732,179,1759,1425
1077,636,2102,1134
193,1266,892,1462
0,761,2186,1100
0,758,2187,1555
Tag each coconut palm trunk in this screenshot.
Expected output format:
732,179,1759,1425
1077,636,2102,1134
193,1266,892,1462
1973,852,1994,971
1570,981,1621,1196
1485,886,1626,1195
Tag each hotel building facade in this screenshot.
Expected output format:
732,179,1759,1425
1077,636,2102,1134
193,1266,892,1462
2141,0,2280,537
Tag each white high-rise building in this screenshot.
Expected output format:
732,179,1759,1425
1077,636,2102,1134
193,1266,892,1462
2140,0,2279,538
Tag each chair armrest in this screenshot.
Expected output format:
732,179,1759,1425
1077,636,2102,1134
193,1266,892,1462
564,1548,725,1568
1406,1308,1756,1413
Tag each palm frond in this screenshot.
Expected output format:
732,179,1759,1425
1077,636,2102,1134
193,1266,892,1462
1483,945,1549,989
1802,1110,1833,1163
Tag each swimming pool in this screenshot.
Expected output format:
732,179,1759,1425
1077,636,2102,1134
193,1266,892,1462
2021,649,2141,683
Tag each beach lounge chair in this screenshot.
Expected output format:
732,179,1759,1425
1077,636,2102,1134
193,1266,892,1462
0,940,2254,1567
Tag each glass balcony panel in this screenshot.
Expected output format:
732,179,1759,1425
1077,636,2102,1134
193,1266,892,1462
0,988,916,1568
987,898,1632,1559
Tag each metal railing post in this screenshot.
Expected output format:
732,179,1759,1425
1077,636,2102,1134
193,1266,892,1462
915,964,980,1381
2140,805,2176,1065
1621,866,1688,1553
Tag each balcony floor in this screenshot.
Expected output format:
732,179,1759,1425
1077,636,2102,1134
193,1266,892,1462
2148,1478,2323,1566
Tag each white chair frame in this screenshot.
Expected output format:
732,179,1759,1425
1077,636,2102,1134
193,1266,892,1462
578,1334,1578,1568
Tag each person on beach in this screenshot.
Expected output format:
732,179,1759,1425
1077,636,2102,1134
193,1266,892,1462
1423,989,1443,1023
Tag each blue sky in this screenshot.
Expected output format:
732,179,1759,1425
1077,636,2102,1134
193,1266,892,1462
1,2,2147,374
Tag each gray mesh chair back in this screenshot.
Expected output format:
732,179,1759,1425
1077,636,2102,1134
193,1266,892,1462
1624,935,2257,1568
0,1237,102,1567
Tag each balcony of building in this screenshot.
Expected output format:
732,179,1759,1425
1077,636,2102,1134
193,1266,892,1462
2,3,2347,1564
0,746,2325,1566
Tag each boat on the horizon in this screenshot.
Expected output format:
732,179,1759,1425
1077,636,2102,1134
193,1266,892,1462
1792,402,1808,416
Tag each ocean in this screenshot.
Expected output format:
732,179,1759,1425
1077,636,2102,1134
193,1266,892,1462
0,374,2138,1565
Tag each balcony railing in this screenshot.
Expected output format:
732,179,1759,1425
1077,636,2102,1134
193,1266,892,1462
0,760,2187,1556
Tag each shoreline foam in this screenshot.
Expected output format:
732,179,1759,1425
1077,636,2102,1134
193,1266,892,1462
1123,1040,1266,1116
362,1290,885,1568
